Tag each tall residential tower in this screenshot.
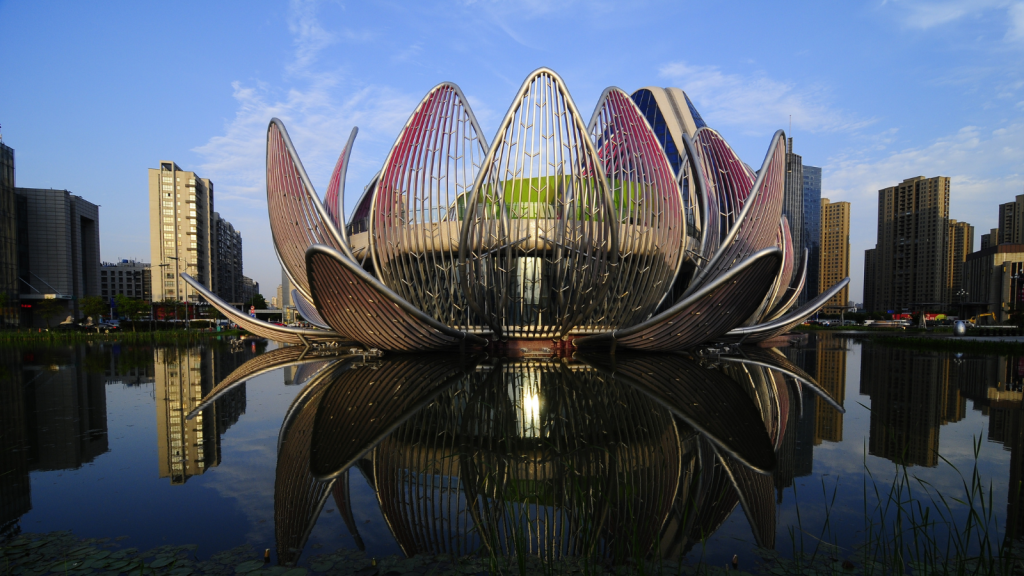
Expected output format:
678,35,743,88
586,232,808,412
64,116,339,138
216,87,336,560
819,199,850,313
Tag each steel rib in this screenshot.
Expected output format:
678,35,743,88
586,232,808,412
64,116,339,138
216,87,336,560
574,247,782,352
305,244,485,351
722,277,851,344
180,272,342,344
291,288,331,330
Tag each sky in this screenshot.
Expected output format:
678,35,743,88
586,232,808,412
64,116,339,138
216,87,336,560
1,0,1022,301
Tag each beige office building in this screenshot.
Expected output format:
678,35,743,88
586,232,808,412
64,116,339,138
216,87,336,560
819,199,850,313
149,162,215,302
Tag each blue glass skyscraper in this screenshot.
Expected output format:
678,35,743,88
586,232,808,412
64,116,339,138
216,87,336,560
802,165,822,303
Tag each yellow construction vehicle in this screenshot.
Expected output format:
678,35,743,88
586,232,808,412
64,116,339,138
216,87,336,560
968,313,996,325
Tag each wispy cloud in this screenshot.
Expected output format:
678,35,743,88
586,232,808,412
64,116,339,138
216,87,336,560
886,0,1024,45
192,0,418,295
658,61,873,134
824,122,1024,300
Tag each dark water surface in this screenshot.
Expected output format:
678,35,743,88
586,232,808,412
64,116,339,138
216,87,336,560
1,334,1021,570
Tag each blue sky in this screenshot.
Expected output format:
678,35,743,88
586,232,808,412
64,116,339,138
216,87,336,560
1,0,1021,301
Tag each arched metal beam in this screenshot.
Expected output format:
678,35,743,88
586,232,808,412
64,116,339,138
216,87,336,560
721,277,850,345
305,244,486,351
180,272,342,344
575,247,782,352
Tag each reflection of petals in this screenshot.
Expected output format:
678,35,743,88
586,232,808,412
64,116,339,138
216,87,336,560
578,352,776,473
309,355,477,480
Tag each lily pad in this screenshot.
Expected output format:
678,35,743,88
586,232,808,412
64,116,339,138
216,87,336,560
168,568,194,576
150,557,176,568
282,569,307,576
236,560,266,573
309,561,334,572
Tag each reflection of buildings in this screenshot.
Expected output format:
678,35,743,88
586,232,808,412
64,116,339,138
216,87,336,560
0,349,30,534
1,347,111,533
814,336,847,445
783,337,817,478
154,346,253,484
951,354,1024,544
861,347,965,467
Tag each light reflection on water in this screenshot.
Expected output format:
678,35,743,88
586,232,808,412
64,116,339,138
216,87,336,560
0,334,1020,568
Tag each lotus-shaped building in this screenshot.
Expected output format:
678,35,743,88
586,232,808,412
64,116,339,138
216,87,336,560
184,68,848,352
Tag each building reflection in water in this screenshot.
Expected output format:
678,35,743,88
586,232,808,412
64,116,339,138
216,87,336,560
861,347,965,468
196,346,846,567
953,354,1024,545
154,344,261,484
0,346,111,535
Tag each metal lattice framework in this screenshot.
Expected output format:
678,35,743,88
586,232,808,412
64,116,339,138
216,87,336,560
241,68,851,353
291,289,331,330
323,127,358,234
723,277,851,345
580,87,684,330
267,119,352,298
370,83,489,330
372,360,680,560
574,247,782,352
458,68,619,339
180,272,341,344
306,244,487,351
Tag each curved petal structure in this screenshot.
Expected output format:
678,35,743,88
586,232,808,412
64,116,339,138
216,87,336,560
684,130,786,298
267,118,354,295
345,172,378,265
180,272,342,344
694,128,756,242
767,216,795,314
574,247,782,352
370,83,489,330
582,87,683,330
458,67,618,339
722,277,851,345
291,289,331,330
323,127,358,233
764,247,808,322
307,244,487,351
629,88,712,272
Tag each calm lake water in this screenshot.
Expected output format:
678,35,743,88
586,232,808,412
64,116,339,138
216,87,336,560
1,334,1021,570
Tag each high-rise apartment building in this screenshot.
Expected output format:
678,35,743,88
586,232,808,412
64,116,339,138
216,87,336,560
864,248,877,312
15,188,100,326
802,165,822,302
241,276,259,305
213,213,243,303
819,199,850,313
783,138,804,300
0,143,16,327
864,176,951,313
101,259,151,301
149,162,215,302
999,196,1024,245
947,220,974,304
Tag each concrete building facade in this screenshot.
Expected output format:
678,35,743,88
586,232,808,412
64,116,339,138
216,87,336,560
783,138,804,301
149,162,214,303
865,176,951,313
998,195,1024,245
101,259,151,302
962,244,1024,323
802,165,822,303
819,199,850,313
213,213,243,304
0,143,16,327
948,220,974,305
15,188,100,326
